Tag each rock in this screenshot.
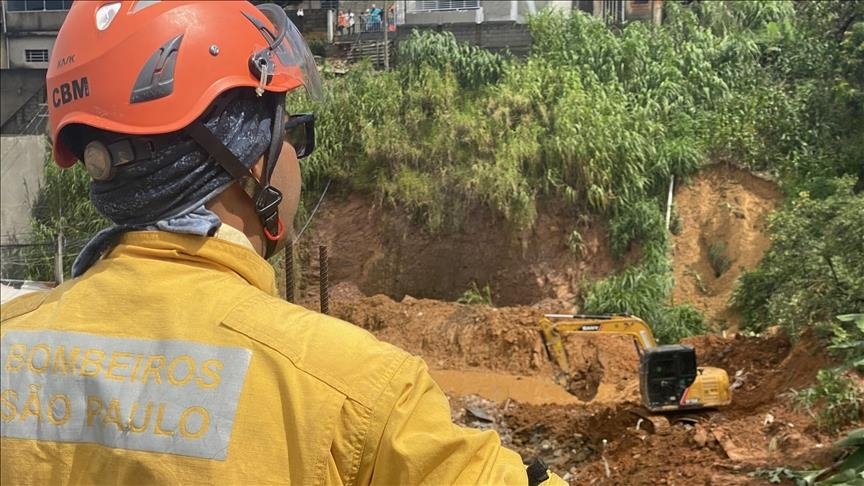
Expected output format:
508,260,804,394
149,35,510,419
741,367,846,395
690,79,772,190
465,406,493,423
572,448,592,462
693,426,709,448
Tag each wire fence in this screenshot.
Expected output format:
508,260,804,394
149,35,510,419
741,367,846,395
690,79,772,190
0,237,89,284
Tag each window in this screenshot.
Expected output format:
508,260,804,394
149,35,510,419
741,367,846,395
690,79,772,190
409,0,480,13
25,49,50,63
651,359,677,379
576,0,594,13
6,0,74,12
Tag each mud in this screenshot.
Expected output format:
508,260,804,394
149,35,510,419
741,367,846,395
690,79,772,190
289,166,860,484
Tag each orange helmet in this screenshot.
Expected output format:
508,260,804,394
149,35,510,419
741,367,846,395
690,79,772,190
47,0,321,168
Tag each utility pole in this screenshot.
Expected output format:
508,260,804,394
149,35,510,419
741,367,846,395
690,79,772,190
383,3,389,70
650,0,658,27
54,230,64,284
665,176,675,231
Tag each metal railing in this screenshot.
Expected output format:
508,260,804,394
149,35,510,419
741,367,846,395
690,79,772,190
409,0,480,13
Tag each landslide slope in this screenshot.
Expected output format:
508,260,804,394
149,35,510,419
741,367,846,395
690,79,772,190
291,165,855,483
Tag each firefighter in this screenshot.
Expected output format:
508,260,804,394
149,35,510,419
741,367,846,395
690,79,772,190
0,2,563,484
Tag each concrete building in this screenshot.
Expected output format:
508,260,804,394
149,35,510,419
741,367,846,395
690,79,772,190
400,0,571,25
337,0,663,64
398,0,661,26
0,134,45,244
1,1,71,250
1,0,72,135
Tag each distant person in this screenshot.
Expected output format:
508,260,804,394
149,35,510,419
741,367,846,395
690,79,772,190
296,6,304,31
370,3,382,31
337,9,347,36
387,3,396,31
362,8,371,32
348,10,356,34
0,1,564,485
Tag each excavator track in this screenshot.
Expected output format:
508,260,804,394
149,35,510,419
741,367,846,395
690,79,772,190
627,407,712,434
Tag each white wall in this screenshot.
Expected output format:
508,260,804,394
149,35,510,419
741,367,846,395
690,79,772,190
8,36,55,69
404,0,572,25
0,135,47,244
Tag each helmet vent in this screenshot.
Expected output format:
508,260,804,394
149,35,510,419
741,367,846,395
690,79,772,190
130,34,184,104
96,3,121,31
130,0,161,14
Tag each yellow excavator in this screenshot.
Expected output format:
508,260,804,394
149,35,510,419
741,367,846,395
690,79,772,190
538,313,731,412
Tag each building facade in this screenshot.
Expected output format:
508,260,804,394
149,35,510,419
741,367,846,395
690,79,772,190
398,0,661,25
1,1,71,250
1,0,72,135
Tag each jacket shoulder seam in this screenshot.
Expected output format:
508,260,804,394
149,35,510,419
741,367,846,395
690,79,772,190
221,292,402,408
0,291,50,324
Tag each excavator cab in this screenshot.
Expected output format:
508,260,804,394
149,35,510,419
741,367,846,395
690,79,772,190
640,345,698,411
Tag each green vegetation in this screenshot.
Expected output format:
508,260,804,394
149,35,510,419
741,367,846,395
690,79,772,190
786,314,864,433
457,282,493,306
567,229,585,257
15,152,107,281
398,30,506,90
752,428,864,485
790,368,863,433
827,314,864,373
708,241,731,278
298,1,862,343
732,181,864,336
24,2,862,351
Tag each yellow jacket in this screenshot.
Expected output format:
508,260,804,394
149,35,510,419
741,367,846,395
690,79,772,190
1,231,563,485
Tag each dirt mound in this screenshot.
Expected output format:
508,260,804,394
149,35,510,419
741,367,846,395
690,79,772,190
442,331,843,484
331,293,643,405
671,164,781,331
332,295,549,372
685,328,833,413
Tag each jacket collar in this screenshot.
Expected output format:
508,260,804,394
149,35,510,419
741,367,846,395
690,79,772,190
106,231,278,295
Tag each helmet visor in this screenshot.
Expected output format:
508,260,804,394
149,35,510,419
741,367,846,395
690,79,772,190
253,4,323,100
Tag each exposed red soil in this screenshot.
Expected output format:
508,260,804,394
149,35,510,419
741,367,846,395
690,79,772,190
286,165,861,484
671,164,781,331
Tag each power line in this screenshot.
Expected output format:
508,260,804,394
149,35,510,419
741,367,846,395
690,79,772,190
20,102,48,136
294,179,331,240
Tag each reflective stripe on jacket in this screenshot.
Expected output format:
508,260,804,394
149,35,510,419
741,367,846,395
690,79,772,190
0,231,535,485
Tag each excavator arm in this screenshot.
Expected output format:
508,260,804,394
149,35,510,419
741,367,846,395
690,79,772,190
538,314,657,374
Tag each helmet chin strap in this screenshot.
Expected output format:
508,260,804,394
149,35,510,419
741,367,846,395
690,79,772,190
185,91,289,259
258,92,288,258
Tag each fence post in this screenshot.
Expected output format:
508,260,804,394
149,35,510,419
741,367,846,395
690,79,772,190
319,245,329,315
284,242,294,303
